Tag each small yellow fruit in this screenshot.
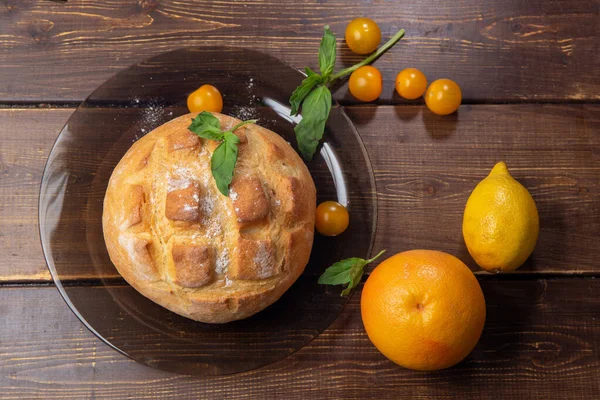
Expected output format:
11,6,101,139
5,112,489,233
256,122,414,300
462,162,539,272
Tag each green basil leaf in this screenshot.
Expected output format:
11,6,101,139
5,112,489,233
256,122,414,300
341,262,367,296
294,85,332,160
341,274,360,296
319,250,387,296
289,71,322,116
305,66,319,77
189,111,224,141
318,26,337,78
211,131,240,196
318,258,365,285
191,126,223,141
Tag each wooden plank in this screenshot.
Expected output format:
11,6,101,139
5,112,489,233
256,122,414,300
0,105,599,282
0,0,598,103
355,104,600,273
0,279,598,398
0,108,72,282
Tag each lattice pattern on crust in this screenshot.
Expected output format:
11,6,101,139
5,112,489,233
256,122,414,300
111,123,309,294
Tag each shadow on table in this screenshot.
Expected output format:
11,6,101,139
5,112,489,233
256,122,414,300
422,108,459,140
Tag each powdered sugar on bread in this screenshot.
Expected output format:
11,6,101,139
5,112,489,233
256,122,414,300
102,112,316,323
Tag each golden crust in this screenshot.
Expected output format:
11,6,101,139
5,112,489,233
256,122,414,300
103,112,316,323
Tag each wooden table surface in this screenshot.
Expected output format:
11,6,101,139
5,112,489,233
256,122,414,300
1,1,599,399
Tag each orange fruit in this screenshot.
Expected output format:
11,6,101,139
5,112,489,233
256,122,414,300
361,250,486,371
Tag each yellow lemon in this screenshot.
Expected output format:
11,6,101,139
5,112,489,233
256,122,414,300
462,162,539,272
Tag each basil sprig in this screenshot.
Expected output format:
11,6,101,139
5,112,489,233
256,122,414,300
188,111,257,195
318,250,386,296
295,86,332,161
291,26,405,160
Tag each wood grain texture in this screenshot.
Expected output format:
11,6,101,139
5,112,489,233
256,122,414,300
1,279,598,399
355,104,600,274
0,108,72,282
0,0,598,103
0,105,599,281
1,1,598,397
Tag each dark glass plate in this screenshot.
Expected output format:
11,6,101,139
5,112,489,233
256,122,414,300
39,47,377,376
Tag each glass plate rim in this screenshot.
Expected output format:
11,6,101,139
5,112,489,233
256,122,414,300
38,45,379,375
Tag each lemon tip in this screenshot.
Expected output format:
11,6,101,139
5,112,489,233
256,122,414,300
489,161,509,176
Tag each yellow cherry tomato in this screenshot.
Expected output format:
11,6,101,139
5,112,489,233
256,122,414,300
349,66,382,102
395,68,427,100
425,79,462,115
315,201,349,236
345,18,382,55
187,84,223,113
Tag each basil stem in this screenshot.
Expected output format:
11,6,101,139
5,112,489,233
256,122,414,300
328,29,405,82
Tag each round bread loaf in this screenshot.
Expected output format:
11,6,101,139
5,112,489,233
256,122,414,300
103,112,316,323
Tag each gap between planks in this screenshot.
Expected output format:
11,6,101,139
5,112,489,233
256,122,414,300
0,98,599,110
1,272,598,288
